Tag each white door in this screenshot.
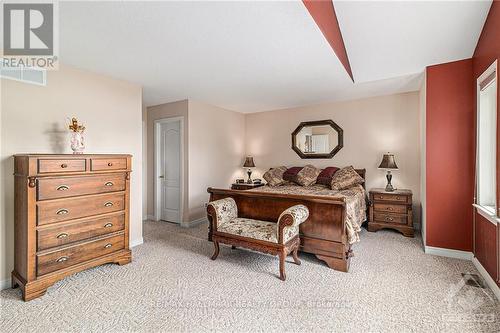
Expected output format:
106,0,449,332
159,120,181,223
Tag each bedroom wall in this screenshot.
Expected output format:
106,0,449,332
425,59,474,252
187,100,246,221
472,0,499,285
419,71,427,246
146,100,189,222
245,92,422,224
0,64,143,288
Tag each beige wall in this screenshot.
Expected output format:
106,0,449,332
245,92,421,223
187,100,246,221
145,100,245,222
0,65,143,286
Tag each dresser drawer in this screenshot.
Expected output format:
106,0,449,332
36,233,125,276
38,159,86,174
372,193,408,203
90,158,127,171
38,174,126,200
37,213,125,251
37,192,125,225
373,212,407,225
373,203,407,214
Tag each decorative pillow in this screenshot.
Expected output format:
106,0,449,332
330,166,364,190
263,166,287,187
295,165,321,186
316,167,339,186
283,167,303,182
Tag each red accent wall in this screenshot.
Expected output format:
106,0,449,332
472,0,500,284
303,0,354,81
426,59,474,251
475,214,498,280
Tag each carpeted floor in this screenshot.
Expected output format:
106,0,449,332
1,220,499,332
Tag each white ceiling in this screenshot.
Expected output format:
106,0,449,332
335,0,492,83
57,1,492,113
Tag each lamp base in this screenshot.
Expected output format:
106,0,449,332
246,169,252,184
385,170,395,192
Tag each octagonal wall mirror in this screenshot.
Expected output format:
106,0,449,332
291,120,343,159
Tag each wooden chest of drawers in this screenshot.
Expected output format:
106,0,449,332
368,188,414,237
11,154,132,301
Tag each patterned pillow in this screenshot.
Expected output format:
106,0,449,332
295,164,321,186
330,166,364,190
263,166,287,187
316,167,339,186
283,167,303,182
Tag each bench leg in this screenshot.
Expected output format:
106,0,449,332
279,250,286,281
211,241,220,260
292,247,301,265
231,245,236,250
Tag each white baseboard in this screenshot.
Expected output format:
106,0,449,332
472,257,500,301
130,237,144,248
1,277,11,291
181,217,208,228
424,246,473,260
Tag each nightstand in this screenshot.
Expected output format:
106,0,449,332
368,188,414,237
231,183,265,190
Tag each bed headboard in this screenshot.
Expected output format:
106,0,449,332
354,168,366,189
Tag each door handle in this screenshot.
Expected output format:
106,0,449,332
159,175,164,179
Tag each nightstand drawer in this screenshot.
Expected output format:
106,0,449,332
373,212,407,224
373,203,407,214
372,193,408,203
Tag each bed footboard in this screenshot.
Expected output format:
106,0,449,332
207,188,351,272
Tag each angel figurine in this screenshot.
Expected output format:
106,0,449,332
68,118,85,154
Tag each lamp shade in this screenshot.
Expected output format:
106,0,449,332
378,153,398,169
243,156,255,168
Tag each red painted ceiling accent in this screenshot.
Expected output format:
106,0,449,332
303,0,354,81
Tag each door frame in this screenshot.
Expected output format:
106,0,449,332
154,116,185,223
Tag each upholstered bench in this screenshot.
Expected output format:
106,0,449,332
207,198,309,280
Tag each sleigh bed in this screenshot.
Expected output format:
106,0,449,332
207,169,367,272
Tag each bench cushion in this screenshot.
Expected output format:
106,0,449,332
218,218,298,243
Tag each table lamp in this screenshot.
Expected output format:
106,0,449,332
378,153,398,192
243,156,255,184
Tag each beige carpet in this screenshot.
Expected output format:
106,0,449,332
1,220,498,332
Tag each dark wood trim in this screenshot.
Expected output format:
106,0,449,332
291,119,343,159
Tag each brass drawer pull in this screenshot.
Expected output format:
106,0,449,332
387,207,394,211
104,223,113,228
56,256,68,263
396,196,401,200
104,243,112,249
61,163,68,168
56,233,69,239
56,185,70,191
56,209,69,215
104,202,114,207
107,162,113,167
385,217,394,222
104,182,114,187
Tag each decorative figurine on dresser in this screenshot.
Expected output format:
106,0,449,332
12,154,132,301
368,188,414,237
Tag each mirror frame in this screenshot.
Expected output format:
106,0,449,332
291,119,343,159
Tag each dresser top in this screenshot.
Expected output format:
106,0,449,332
14,153,132,157
370,188,412,195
